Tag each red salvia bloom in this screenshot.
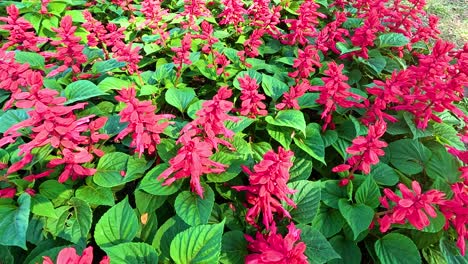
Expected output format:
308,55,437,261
0,5,45,51
172,33,193,76
243,29,265,58
440,183,468,255
282,0,326,45
0,50,33,109
311,62,363,130
46,15,87,77
82,10,108,47
245,222,308,264
115,87,174,157
140,0,169,44
238,74,267,118
218,0,247,31
42,246,109,264
0,188,16,199
158,137,227,198
233,147,296,230
378,181,445,232
249,0,282,38
345,120,388,174
113,42,142,74
209,51,230,76
288,45,322,79
277,79,311,110
194,21,219,54
315,11,349,54
350,9,384,59
47,148,97,183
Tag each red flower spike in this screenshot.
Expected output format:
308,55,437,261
238,74,268,118
245,222,308,264
282,0,326,45
42,246,109,264
0,188,16,199
377,181,445,232
440,183,468,255
233,147,296,230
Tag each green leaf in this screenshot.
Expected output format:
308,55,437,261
378,33,410,48
165,87,196,113
220,231,248,264
298,93,320,109
439,237,468,263
92,59,126,73
0,109,29,133
97,77,132,92
293,123,326,164
139,163,183,195
75,185,115,206
286,180,321,224
355,176,380,208
0,193,31,249
265,110,306,135
104,242,158,263
267,124,294,149
39,180,73,207
425,143,461,184
329,235,361,264
261,74,289,101
15,51,45,69
31,194,56,218
170,221,225,264
206,152,244,182
153,63,175,82
55,198,92,246
94,152,147,187
375,233,421,264
322,181,347,209
153,216,190,260
299,225,341,264
370,163,399,186
312,207,345,238
64,80,107,105
432,122,465,150
175,185,215,226
289,152,313,181
388,139,432,175
338,199,374,240
94,197,139,248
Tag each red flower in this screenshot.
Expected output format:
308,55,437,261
0,188,16,199
245,223,308,264
345,120,388,174
42,246,109,264
158,137,227,198
218,0,246,31
115,87,174,157
288,45,321,79
238,74,267,118
194,21,218,54
47,148,96,183
172,33,193,76
311,62,363,130
277,80,311,110
282,0,326,45
233,147,296,230
243,29,264,58
440,183,468,255
378,181,445,232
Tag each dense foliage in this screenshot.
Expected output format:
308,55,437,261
0,0,467,263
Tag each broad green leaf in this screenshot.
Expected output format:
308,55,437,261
265,110,306,134
39,180,73,207
206,152,243,182
298,93,320,109
432,122,465,150
375,233,421,264
370,163,399,186
403,112,432,139
55,198,92,246
267,124,294,149
286,180,321,224
225,116,254,133
388,139,432,175
329,235,361,264
0,193,31,249
425,142,460,184
261,74,289,101
293,123,326,164
439,237,468,263
92,59,126,73
299,225,341,264
175,185,215,226
95,197,139,248
15,51,45,69
0,109,28,133
322,181,347,209
378,33,410,48
24,245,69,264
220,231,248,264
153,216,190,260
311,207,345,238
135,190,166,214
153,63,175,82
249,141,272,161
64,80,107,105
338,199,374,240
97,77,132,92
75,185,115,206
355,176,380,208
104,242,158,263
170,221,225,264
165,87,196,113
139,163,183,195
94,152,147,187
31,194,56,218
289,153,313,181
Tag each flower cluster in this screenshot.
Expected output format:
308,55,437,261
42,246,109,264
